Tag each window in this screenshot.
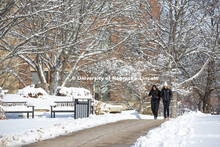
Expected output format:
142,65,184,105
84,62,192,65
31,71,48,84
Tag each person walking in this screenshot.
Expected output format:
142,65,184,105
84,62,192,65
149,85,161,119
161,82,172,119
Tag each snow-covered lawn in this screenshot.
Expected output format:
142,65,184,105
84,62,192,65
133,111,220,147
0,110,155,147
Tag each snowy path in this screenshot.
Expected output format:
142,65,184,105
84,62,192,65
27,119,165,147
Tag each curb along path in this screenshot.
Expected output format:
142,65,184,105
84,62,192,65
28,119,165,147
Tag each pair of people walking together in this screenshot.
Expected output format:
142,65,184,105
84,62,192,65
148,82,172,119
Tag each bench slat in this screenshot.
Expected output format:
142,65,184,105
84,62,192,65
5,111,33,113
52,110,75,112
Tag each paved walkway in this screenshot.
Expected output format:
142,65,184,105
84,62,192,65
27,119,165,147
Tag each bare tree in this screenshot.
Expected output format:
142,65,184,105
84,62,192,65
1,0,135,94
0,0,29,90
130,0,220,116
187,0,220,113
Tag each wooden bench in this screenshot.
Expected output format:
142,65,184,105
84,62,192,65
50,101,75,118
50,101,94,118
2,102,35,118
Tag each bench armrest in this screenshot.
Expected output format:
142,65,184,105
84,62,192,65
27,102,35,107
50,103,57,107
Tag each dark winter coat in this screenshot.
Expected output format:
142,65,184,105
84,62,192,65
149,89,161,101
161,88,172,102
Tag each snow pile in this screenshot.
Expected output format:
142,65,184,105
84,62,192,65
0,87,3,100
93,100,123,114
133,111,220,147
17,86,48,99
0,87,8,119
56,87,92,99
0,110,153,146
93,100,110,114
0,87,2,99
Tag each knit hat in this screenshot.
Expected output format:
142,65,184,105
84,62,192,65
164,81,168,86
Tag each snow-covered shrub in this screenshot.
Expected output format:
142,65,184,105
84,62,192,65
93,100,110,115
17,86,48,99
0,87,8,99
0,87,3,100
56,87,92,99
0,87,7,119
56,87,71,96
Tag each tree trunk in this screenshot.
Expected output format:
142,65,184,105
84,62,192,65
198,98,202,111
36,65,49,93
202,60,215,113
49,70,55,95
202,94,211,113
171,90,177,118
138,99,144,114
218,93,220,114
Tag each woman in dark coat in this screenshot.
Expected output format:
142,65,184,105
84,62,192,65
161,82,172,119
149,85,161,119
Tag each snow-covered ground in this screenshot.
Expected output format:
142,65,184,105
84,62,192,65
0,110,154,147
2,93,220,147
1,93,157,146
133,111,220,147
